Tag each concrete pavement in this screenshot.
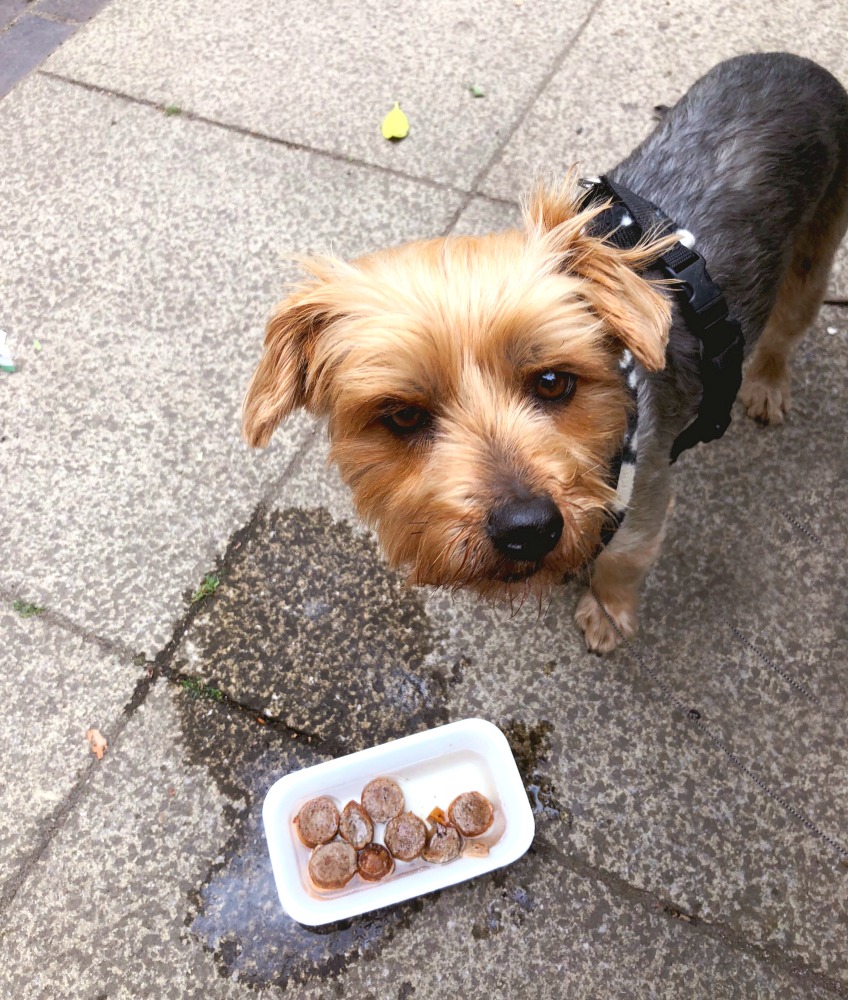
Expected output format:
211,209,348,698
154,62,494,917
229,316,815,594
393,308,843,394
1,1,846,997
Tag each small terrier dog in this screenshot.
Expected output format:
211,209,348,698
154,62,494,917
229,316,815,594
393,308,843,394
243,53,848,652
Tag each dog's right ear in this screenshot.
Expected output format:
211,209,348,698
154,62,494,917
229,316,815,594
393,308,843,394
242,261,346,448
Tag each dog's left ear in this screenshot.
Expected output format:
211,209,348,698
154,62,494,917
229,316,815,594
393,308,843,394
526,183,673,371
575,249,672,371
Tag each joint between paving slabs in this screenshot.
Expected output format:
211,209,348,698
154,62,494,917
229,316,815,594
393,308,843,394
1,583,141,663
0,656,157,916
0,506,258,917
440,0,606,237
35,69,472,201
0,414,354,913
540,840,848,999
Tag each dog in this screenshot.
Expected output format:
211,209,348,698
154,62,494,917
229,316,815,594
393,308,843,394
242,52,848,653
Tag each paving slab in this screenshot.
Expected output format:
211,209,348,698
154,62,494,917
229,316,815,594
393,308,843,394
481,0,848,296
41,0,596,190
0,606,144,899
33,0,112,21
2,676,839,999
0,73,462,655
451,194,523,237
0,14,76,98
0,681,251,1000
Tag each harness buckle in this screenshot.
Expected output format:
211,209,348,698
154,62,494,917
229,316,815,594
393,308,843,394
661,255,728,329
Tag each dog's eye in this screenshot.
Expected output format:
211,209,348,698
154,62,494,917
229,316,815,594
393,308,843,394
533,371,577,403
382,405,431,436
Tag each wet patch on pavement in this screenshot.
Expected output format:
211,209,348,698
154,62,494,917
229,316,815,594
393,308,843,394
174,506,450,750
171,507,461,988
499,719,569,828
470,879,539,941
178,689,438,990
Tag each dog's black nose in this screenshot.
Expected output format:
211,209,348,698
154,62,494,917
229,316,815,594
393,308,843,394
487,495,564,562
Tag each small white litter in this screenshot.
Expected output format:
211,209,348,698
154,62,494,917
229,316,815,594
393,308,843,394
0,330,14,373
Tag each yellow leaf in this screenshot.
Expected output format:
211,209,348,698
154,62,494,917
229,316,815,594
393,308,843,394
381,102,409,140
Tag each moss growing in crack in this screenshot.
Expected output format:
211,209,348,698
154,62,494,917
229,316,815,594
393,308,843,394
13,599,45,618
191,572,220,604
179,676,224,701
163,105,182,117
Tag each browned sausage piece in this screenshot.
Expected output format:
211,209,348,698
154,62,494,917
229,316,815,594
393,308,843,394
357,843,395,882
384,811,427,861
361,777,404,824
448,791,494,837
308,841,357,890
294,796,340,848
422,821,462,864
338,801,374,850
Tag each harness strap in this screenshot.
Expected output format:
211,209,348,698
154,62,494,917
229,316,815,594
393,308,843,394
599,350,639,548
579,176,745,463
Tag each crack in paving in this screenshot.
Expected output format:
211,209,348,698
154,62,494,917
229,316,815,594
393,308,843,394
441,0,606,236
37,69,474,201
538,840,848,999
0,583,142,663
0,436,316,918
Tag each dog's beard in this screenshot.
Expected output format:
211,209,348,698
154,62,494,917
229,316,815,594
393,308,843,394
373,487,614,599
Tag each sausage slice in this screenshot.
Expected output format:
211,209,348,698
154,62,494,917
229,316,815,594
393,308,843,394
357,843,395,882
448,791,494,837
422,821,462,864
294,796,340,848
308,841,357,890
384,811,427,861
338,800,374,850
361,777,404,824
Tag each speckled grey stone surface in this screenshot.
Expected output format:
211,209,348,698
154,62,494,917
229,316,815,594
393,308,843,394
1,675,838,999
0,74,461,655
0,607,143,898
451,195,523,237
41,0,596,189
0,681,249,1000
3,0,848,995
482,0,848,296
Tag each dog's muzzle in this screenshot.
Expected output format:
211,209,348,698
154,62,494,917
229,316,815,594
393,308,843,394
486,495,564,562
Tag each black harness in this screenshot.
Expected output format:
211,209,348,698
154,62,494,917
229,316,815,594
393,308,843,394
579,176,745,463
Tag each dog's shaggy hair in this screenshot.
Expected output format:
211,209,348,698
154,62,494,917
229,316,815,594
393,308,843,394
243,53,848,652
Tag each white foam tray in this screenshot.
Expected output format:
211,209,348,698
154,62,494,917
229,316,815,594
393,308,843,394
263,718,535,926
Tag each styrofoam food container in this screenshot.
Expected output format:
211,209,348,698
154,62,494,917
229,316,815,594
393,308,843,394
263,718,535,926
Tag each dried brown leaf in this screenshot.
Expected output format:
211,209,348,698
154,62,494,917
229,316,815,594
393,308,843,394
86,728,107,760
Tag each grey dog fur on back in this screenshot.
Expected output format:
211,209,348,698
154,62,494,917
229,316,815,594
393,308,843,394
611,51,848,455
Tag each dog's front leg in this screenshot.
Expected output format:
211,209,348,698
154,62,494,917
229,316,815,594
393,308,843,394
574,492,672,654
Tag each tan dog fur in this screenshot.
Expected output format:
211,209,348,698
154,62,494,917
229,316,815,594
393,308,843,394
243,182,676,638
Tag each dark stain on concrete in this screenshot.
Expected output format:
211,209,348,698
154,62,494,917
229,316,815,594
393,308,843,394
499,719,569,826
178,691,441,990
174,507,447,750
471,883,539,940
173,507,457,988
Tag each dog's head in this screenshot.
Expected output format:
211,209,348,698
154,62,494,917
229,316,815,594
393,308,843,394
243,180,672,597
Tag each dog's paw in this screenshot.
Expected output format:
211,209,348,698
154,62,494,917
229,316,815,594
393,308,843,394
739,374,790,426
574,590,637,654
